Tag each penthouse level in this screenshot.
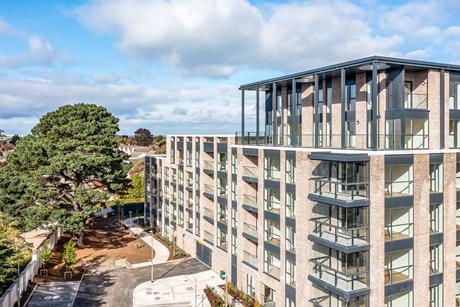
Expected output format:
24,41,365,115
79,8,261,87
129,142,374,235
238,56,460,151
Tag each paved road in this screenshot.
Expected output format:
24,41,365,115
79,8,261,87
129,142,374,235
27,281,80,307
73,258,209,307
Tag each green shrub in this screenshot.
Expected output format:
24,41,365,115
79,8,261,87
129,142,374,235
40,246,52,268
62,240,77,268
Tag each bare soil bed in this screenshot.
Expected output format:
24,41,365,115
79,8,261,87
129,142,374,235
36,215,153,282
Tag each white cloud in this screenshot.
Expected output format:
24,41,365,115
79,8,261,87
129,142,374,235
73,0,403,77
0,75,248,135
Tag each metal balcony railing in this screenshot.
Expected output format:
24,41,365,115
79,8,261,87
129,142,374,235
385,265,413,285
265,199,281,214
310,217,368,247
312,177,369,200
310,256,368,292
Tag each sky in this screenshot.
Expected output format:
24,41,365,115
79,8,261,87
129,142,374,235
1,0,460,136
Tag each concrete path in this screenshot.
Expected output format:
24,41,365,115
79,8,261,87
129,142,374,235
132,270,224,307
123,217,170,264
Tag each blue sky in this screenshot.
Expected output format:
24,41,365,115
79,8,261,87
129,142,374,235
1,0,460,136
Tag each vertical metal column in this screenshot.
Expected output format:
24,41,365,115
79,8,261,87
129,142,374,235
371,62,378,150
341,68,346,149
291,79,297,146
440,69,445,148
272,82,277,146
241,89,245,145
256,88,260,146
314,74,319,147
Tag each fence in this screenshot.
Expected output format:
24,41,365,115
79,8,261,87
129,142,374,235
0,227,63,307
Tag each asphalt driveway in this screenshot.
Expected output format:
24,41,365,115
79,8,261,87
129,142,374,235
73,258,209,307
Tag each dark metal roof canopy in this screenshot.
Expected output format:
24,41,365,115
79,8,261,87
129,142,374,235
239,55,460,90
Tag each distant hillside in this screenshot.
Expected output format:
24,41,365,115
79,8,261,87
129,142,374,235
116,134,165,154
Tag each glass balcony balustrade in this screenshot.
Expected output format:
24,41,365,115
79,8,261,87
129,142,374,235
310,256,368,292
203,207,214,221
312,177,368,201
243,165,258,178
310,216,368,247
243,194,258,210
243,250,258,268
243,222,258,240
204,184,214,196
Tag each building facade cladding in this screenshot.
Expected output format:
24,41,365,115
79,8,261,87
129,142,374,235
145,57,460,307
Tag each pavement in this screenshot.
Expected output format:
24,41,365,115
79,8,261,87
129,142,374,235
73,258,210,307
132,270,224,307
26,281,81,307
123,217,170,264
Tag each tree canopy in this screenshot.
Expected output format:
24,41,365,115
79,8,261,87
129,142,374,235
134,128,153,146
0,213,31,295
0,104,130,239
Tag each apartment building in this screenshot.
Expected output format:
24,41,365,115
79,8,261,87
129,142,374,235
145,56,460,306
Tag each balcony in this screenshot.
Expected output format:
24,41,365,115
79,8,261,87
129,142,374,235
217,161,227,172
203,160,214,175
170,175,177,185
242,165,258,183
203,207,214,224
404,92,428,109
203,184,214,199
311,177,369,206
242,250,258,269
265,199,280,214
242,194,258,213
243,222,258,243
309,217,368,252
217,186,227,199
309,257,368,294
204,230,214,245
217,211,228,225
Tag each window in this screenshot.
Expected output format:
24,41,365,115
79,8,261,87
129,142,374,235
264,156,280,181
429,284,443,307
217,202,227,225
430,163,443,193
384,291,413,307
286,260,295,287
218,153,227,172
231,234,237,255
231,207,237,228
264,219,280,246
231,180,237,201
286,225,295,253
217,228,227,251
178,170,184,185
195,147,200,167
385,119,402,149
286,298,295,307
286,192,295,218
264,250,280,278
195,216,200,236
385,207,413,241
430,244,443,274
217,177,227,198
231,153,237,174
385,164,413,197
430,203,443,234
385,249,413,285
449,120,460,148
186,149,192,167
405,118,428,149
286,157,295,184
178,210,184,227
264,188,280,214
195,172,200,191
246,275,255,296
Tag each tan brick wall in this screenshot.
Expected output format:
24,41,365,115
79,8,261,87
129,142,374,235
428,70,441,149
413,154,430,305
369,155,385,306
443,153,457,306
356,72,368,149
